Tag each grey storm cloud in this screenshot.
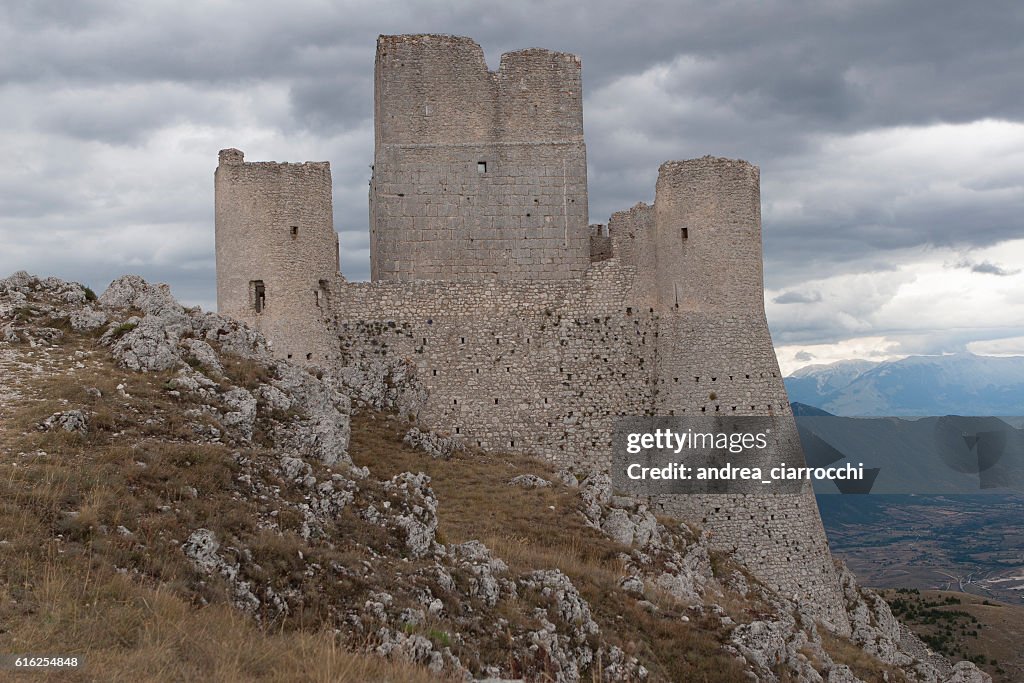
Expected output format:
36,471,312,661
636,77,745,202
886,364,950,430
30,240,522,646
773,290,823,305
953,258,1021,276
1,0,1023,354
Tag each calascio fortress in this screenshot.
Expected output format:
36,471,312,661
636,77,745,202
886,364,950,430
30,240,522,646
215,34,847,629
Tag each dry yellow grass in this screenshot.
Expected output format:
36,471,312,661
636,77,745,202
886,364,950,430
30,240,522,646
0,554,449,682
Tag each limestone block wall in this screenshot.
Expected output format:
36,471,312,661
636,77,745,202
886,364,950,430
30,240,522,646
589,224,612,263
653,157,764,313
607,202,657,309
652,311,849,632
370,142,588,281
327,260,655,464
214,149,338,363
370,35,589,281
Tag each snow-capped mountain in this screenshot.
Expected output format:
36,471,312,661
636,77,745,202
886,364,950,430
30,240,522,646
785,353,1024,416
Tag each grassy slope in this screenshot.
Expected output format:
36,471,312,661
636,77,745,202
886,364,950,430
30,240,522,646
0,328,447,682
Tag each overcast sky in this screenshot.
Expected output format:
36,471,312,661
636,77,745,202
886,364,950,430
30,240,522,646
2,1,1022,374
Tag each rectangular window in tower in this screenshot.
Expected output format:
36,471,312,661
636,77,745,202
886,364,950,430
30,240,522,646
290,226,299,239
477,161,487,173
681,228,688,240
251,280,266,313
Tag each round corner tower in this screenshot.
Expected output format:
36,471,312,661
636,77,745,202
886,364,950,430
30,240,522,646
653,156,763,313
214,148,339,363
640,155,849,633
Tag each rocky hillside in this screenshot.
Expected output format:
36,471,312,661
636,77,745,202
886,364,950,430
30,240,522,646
0,272,990,682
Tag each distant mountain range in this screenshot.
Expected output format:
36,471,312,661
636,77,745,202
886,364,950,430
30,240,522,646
785,353,1024,416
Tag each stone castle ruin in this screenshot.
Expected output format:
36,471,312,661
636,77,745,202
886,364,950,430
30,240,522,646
215,34,847,630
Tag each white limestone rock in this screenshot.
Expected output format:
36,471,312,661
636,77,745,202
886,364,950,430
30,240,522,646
181,528,262,615
99,275,181,317
508,474,551,488
221,387,257,442
403,426,463,459
69,306,107,332
380,471,440,559
449,540,510,607
182,338,224,375
271,363,351,466
40,409,88,434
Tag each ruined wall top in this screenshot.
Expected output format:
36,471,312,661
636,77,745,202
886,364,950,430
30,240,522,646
374,34,584,146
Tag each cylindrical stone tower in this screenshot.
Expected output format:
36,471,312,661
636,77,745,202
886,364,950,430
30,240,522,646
214,148,339,363
649,157,849,633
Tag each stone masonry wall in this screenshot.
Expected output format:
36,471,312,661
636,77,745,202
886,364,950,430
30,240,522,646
370,35,589,281
214,149,339,363
652,311,848,632
327,260,654,463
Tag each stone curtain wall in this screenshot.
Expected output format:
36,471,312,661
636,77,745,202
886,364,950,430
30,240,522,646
214,150,338,363
327,260,655,463
370,35,589,281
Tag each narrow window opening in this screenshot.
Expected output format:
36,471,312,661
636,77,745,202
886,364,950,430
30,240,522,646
681,227,688,240
455,427,460,434
251,280,266,313
290,226,299,239
432,369,437,376
477,161,487,173
306,353,312,360
287,353,292,359
494,398,499,405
